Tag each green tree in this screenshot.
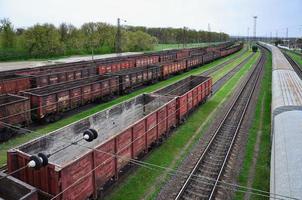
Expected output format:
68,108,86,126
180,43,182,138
0,18,15,49
23,23,63,57
123,30,158,52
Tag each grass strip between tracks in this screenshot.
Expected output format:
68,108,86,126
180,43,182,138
286,51,302,67
0,48,249,166
235,51,272,200
104,51,260,200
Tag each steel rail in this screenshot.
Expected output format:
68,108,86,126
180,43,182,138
175,48,265,200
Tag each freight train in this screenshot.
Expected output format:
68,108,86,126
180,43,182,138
259,42,302,199
6,74,212,200
0,42,243,141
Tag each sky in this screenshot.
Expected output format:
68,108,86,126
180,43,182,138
0,0,301,37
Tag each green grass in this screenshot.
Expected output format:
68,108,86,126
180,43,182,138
153,42,223,51
104,52,260,200
286,51,302,67
0,48,248,167
235,51,272,200
211,52,251,82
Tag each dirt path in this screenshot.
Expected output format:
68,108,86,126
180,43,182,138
244,95,265,200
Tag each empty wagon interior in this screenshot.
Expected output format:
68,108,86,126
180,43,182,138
0,173,36,200
0,94,27,106
23,75,109,96
17,94,174,166
155,76,209,96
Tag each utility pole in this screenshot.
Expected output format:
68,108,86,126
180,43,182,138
116,18,121,53
208,23,211,43
247,27,250,42
253,16,257,41
115,18,127,54
286,27,289,48
183,26,187,48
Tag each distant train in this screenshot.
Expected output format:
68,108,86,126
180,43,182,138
0,42,243,141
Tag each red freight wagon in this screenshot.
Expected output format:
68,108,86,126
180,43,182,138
0,94,31,141
135,55,159,67
23,65,97,88
8,94,177,199
97,59,135,75
176,49,190,59
158,52,177,62
106,65,162,94
154,75,212,121
22,76,119,122
186,55,203,69
161,59,187,79
189,47,206,56
202,52,215,64
0,172,39,200
0,74,31,94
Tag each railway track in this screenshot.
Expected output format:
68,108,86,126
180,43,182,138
283,52,302,79
174,49,265,200
201,48,248,77
211,53,253,94
23,49,249,133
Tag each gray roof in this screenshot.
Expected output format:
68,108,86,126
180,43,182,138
261,42,302,199
271,110,302,200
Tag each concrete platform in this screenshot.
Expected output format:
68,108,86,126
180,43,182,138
0,52,141,72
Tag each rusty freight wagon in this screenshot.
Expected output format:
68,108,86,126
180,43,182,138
7,94,177,199
135,54,159,67
202,52,215,64
0,74,31,94
220,43,243,57
26,67,97,88
106,65,162,94
157,51,178,62
22,76,119,122
186,55,203,69
176,49,190,59
97,58,136,75
154,75,212,121
0,94,31,141
161,59,187,79
22,64,97,88
0,172,39,200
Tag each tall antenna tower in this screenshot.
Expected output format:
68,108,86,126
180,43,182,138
253,16,257,40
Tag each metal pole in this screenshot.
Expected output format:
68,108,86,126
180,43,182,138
253,16,257,41
91,41,94,60
116,18,121,53
286,27,289,48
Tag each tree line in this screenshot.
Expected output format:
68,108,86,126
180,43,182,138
0,18,229,61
